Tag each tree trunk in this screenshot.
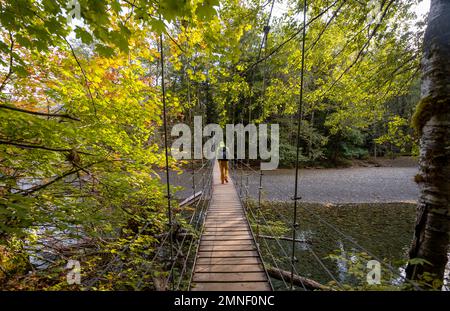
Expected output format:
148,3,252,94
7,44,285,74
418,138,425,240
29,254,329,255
406,0,450,287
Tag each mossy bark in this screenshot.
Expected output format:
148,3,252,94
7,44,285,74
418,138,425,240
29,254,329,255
406,0,450,286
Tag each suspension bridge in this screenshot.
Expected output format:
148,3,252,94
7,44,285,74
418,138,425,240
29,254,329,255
169,158,421,291
85,0,428,292
190,161,272,291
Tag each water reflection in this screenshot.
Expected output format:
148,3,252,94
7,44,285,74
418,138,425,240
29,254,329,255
255,202,419,290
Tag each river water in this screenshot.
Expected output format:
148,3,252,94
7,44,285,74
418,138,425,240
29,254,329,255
252,202,419,290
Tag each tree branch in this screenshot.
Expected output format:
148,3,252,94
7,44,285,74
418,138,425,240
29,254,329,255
63,38,98,117
0,104,80,121
241,0,341,75
166,32,186,53
0,139,92,155
306,0,346,53
21,160,106,195
321,0,396,97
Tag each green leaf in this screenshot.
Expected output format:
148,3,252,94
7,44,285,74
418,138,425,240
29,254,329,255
149,20,166,34
75,27,94,44
95,43,115,57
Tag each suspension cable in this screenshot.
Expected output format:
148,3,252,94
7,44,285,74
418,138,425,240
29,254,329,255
180,162,214,289
254,191,344,289
140,162,213,289
302,207,423,290
187,161,215,290
159,31,175,290
302,201,420,290
247,0,276,129
230,162,300,290
135,159,214,290
258,226,290,289
245,197,307,290
290,0,307,291
254,177,422,290
232,164,346,289
164,160,214,287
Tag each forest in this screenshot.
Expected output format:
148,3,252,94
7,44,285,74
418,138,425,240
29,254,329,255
0,0,449,292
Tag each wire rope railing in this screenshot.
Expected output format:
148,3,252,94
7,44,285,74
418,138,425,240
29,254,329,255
230,161,307,290
232,159,424,291
136,159,214,290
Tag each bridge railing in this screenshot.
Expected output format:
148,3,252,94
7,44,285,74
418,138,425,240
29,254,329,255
230,159,424,291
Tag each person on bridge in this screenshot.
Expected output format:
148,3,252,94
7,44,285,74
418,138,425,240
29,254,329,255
216,141,230,184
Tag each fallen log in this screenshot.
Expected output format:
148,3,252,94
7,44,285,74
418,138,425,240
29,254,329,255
179,191,203,207
266,267,330,291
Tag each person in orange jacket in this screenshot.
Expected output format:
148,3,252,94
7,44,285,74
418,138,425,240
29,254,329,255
216,141,230,184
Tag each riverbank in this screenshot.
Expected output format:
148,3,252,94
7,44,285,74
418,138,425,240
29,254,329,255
241,166,419,203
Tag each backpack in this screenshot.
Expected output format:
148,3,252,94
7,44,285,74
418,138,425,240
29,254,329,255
220,146,228,160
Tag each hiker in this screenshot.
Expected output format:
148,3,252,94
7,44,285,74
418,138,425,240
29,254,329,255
216,142,230,184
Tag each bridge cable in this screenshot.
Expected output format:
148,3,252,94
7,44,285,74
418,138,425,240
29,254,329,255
246,0,276,142
228,163,276,290
135,161,212,290
159,31,175,290
290,0,307,291
164,160,213,289
231,162,309,290
262,178,422,290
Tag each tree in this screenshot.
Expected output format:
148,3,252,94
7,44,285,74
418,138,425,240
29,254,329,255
0,0,219,290
406,0,450,287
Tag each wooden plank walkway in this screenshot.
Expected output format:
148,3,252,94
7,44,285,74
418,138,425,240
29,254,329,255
190,161,271,291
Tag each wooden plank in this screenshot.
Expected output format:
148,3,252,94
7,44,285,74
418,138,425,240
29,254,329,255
210,202,241,204
206,210,243,213
203,227,250,231
197,250,259,258
204,221,248,226
209,210,242,212
203,227,249,231
201,230,250,236
204,220,247,224
205,216,245,219
201,236,254,241
206,216,245,218
199,245,256,251
193,272,267,282
179,191,203,207
191,282,270,291
199,240,254,246
195,257,262,265
206,217,246,225
203,226,249,230
203,230,251,235
195,264,263,273
205,217,246,221
206,213,244,216
202,231,251,236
